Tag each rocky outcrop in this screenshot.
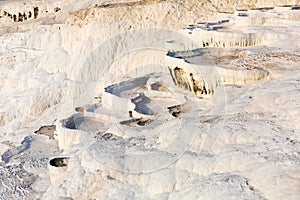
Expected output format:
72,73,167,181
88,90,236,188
34,125,56,139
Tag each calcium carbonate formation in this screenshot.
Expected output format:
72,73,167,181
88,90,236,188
0,0,299,199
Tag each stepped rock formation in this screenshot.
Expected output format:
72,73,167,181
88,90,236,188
0,0,299,199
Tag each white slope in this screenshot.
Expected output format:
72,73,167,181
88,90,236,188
0,0,299,200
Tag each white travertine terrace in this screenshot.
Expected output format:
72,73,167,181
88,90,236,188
55,114,88,150
48,157,69,183
0,0,299,199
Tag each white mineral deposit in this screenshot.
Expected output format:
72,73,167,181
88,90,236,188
0,0,299,199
